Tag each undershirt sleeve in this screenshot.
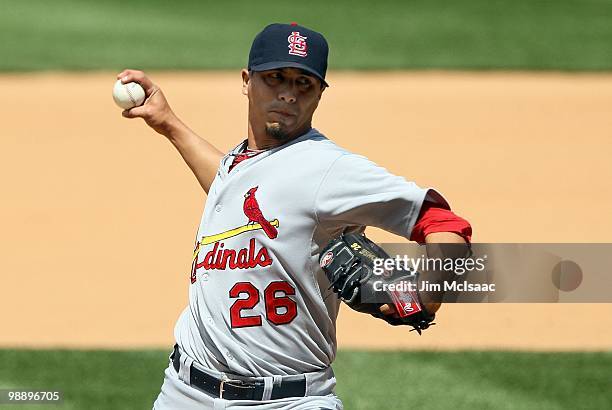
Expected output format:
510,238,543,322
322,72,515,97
409,201,472,244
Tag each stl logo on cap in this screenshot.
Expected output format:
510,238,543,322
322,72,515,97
287,31,308,57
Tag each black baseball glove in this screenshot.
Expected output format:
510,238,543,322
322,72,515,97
319,233,435,334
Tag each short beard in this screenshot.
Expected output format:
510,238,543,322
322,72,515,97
265,122,291,142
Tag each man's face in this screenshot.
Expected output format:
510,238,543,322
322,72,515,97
242,68,325,142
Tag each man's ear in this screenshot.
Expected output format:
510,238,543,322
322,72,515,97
241,69,250,96
317,85,326,100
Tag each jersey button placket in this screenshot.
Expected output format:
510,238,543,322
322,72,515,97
215,204,222,212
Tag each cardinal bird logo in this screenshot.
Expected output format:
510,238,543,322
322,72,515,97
189,186,280,280
243,186,278,239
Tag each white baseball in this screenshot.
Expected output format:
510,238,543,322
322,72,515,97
112,80,146,109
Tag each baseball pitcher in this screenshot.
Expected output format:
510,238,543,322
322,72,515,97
117,23,472,409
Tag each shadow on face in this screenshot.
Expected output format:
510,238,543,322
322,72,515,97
242,68,326,142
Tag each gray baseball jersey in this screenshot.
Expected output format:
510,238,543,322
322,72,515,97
173,128,447,377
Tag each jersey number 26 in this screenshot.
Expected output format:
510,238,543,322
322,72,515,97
229,281,297,328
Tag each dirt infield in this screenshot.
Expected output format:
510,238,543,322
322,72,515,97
1,72,611,350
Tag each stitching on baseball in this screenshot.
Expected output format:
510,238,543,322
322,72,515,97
126,85,138,106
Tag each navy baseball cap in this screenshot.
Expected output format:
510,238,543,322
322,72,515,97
248,23,329,87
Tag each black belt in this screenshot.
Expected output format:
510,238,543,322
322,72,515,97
171,345,306,400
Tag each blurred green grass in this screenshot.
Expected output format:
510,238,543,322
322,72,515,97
0,349,610,409
1,0,612,71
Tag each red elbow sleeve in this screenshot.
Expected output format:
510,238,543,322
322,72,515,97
410,202,472,244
